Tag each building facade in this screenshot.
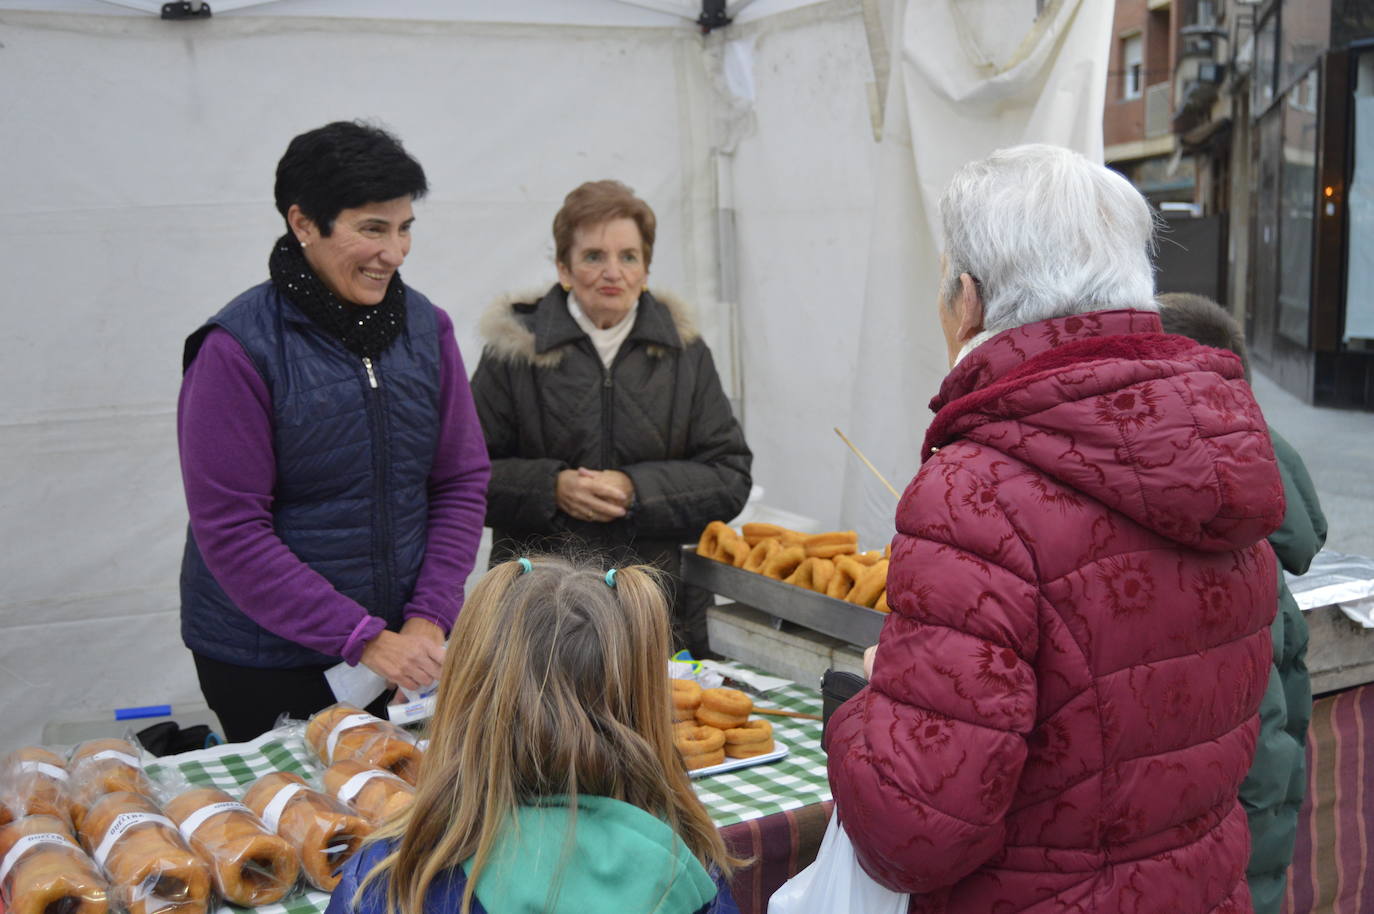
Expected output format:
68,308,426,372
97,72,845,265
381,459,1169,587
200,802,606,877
1173,0,1374,406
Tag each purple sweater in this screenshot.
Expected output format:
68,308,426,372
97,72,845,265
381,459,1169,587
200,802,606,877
177,305,491,666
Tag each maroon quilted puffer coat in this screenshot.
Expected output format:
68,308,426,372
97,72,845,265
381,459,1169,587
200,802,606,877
827,310,1286,913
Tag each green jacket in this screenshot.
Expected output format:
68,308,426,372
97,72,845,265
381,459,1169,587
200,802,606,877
469,795,720,913
1241,428,1326,914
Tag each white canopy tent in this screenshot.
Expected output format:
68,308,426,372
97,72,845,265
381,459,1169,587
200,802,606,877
0,0,1109,744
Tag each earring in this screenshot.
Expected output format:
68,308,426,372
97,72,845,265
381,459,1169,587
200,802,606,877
561,283,571,292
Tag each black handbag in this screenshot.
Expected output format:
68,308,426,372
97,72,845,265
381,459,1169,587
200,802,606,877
820,668,868,751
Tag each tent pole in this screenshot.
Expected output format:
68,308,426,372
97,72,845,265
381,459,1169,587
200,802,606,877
714,148,745,419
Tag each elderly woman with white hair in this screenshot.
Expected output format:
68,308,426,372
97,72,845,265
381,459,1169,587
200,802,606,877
826,145,1286,912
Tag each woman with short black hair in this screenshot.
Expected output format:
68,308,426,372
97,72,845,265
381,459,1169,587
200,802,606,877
178,121,490,741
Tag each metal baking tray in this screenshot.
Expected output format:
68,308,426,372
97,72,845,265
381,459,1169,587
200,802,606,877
681,547,886,647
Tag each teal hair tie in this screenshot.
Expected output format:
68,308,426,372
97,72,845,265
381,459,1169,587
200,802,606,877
517,557,533,574
604,568,618,588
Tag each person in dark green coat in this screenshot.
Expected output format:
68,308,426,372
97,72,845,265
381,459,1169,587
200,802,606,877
1158,293,1328,914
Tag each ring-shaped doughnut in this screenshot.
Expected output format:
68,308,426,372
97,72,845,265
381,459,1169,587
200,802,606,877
721,538,752,568
742,538,781,573
804,531,858,558
786,557,835,594
847,559,890,608
682,749,726,770
671,678,702,709
674,725,725,756
825,556,867,600
696,688,752,729
695,521,735,562
696,708,745,729
742,523,805,547
725,741,775,760
761,545,806,581
723,719,773,745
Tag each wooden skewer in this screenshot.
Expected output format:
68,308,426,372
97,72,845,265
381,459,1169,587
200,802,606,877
834,427,900,499
753,707,823,722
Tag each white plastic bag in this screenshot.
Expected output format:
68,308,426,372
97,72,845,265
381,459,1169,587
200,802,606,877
767,812,909,914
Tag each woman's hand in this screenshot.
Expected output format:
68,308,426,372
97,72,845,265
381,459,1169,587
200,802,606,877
358,630,446,692
556,468,635,522
399,616,445,645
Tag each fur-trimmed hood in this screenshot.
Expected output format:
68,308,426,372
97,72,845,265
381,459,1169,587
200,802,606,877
479,284,701,369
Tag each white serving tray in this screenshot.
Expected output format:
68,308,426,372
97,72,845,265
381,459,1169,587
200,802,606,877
688,739,790,779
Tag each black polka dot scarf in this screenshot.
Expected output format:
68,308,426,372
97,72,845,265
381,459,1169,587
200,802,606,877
268,233,407,360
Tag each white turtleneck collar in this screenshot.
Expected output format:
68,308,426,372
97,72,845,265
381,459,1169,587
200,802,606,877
567,292,639,369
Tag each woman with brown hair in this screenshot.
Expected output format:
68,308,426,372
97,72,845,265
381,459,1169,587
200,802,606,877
326,556,739,914
470,181,752,657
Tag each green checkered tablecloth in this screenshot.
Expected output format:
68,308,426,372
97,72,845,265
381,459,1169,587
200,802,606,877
687,667,830,828
146,663,829,913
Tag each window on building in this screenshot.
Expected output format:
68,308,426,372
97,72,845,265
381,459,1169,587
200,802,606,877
1122,33,1143,100
1345,51,1374,346
1254,12,1277,114
1277,71,1318,346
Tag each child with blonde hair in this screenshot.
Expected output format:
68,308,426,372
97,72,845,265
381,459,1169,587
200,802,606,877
326,556,739,914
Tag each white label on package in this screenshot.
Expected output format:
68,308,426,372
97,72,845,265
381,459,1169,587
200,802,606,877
337,768,400,805
177,801,252,843
89,750,142,769
325,713,379,763
16,761,68,781
93,812,175,868
0,833,74,886
260,783,305,834
387,693,437,726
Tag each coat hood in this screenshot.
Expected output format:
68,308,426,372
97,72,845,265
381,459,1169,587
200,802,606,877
467,795,717,914
479,284,701,369
924,309,1285,552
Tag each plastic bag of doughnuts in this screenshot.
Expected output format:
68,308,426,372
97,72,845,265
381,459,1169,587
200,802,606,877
164,787,300,907
321,761,415,826
68,739,155,831
304,704,422,785
77,791,211,914
0,748,75,828
242,772,370,892
0,814,109,914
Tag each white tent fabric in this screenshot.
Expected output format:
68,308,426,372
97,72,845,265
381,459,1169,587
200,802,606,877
837,0,1114,546
0,0,1108,746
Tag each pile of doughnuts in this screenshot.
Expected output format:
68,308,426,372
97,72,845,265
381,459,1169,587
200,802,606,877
164,787,299,907
321,760,415,826
0,740,319,912
0,813,109,914
78,791,212,914
242,772,369,892
695,521,892,612
305,704,422,786
68,739,158,830
670,682,775,771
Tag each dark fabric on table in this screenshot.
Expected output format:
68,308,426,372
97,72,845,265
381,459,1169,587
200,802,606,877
193,652,390,742
1282,683,1374,914
721,801,833,914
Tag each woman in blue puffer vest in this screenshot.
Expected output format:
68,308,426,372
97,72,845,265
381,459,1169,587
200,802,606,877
179,122,490,741
327,557,740,914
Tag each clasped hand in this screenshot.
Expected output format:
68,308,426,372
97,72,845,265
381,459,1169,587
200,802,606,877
359,618,446,693
557,467,635,523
